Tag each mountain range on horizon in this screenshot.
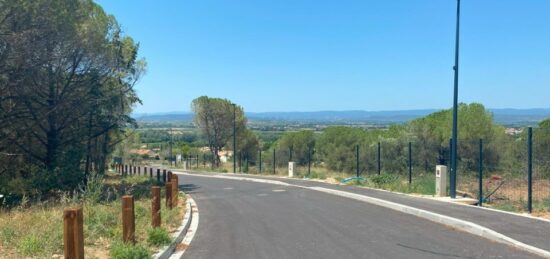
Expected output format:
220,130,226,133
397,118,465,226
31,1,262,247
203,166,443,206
133,108,550,126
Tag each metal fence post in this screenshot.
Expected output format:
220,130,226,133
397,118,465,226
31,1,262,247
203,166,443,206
259,150,262,173
237,151,241,172
479,139,483,207
307,147,312,177
246,153,249,173
408,142,412,185
377,142,381,175
273,148,276,174
528,127,533,213
356,145,359,178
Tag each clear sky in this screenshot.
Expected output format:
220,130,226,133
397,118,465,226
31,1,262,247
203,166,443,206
95,0,550,113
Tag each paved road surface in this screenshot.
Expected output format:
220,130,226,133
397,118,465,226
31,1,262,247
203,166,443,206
179,174,537,259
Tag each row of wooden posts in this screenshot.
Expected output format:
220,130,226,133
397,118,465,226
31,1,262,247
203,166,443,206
63,165,179,259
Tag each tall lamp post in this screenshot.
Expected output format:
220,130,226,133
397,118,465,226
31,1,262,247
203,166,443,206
233,104,237,174
450,0,461,198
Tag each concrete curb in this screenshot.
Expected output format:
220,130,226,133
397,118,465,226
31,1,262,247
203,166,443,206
169,196,199,258
153,193,193,259
178,171,550,258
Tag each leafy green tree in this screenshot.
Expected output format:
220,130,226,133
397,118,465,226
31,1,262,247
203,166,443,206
276,130,316,165
191,96,246,167
316,127,367,172
0,0,144,202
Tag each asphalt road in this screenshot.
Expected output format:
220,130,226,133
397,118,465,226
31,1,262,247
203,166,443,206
180,174,538,259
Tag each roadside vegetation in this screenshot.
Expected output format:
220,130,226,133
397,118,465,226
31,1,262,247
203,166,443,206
134,100,550,215
0,173,185,259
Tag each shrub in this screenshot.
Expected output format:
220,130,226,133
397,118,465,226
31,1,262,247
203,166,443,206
147,227,171,246
110,241,150,259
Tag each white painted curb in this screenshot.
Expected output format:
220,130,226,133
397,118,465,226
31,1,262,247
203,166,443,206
169,196,199,258
177,171,550,258
154,193,193,259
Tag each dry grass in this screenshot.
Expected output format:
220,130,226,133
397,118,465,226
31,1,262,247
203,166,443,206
0,173,185,258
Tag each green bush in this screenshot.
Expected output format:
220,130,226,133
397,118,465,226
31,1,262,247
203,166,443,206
147,227,171,246
110,241,150,259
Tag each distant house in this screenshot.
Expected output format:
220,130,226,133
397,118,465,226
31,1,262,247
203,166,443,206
218,150,233,163
505,128,523,136
129,149,158,158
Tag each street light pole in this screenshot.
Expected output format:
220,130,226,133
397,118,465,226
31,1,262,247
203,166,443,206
450,0,461,199
233,104,236,174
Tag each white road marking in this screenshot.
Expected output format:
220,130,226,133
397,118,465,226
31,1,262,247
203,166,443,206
272,189,286,192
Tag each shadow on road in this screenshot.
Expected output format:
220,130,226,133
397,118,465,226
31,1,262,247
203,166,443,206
180,183,201,194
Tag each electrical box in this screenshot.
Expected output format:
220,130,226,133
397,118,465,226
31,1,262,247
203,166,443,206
435,165,447,197
288,162,295,177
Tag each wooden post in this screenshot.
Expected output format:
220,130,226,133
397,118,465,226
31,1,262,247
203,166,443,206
151,187,161,227
163,169,167,183
165,183,173,209
124,165,128,176
171,173,178,187
150,167,153,178
122,196,135,243
144,167,147,176
171,176,178,207
157,169,161,182
138,166,141,175
63,208,84,259
167,171,173,183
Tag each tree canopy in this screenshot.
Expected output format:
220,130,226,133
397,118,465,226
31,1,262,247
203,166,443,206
191,96,247,166
0,0,145,203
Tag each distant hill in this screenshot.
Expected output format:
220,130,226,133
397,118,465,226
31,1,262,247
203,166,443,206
133,108,550,126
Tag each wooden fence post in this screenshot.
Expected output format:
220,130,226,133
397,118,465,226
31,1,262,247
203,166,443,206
171,176,178,207
122,195,135,243
167,171,173,183
63,208,84,259
165,182,173,209
163,169,167,183
171,172,178,187
152,186,161,228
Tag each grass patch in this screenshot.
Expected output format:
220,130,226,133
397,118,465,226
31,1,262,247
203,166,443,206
109,241,150,259
147,228,171,246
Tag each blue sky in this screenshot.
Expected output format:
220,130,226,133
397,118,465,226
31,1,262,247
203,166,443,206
96,0,550,113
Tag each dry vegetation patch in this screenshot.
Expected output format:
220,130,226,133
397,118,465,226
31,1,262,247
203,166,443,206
0,173,185,259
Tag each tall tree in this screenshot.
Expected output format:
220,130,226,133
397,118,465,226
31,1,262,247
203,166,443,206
191,96,246,167
0,0,145,199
